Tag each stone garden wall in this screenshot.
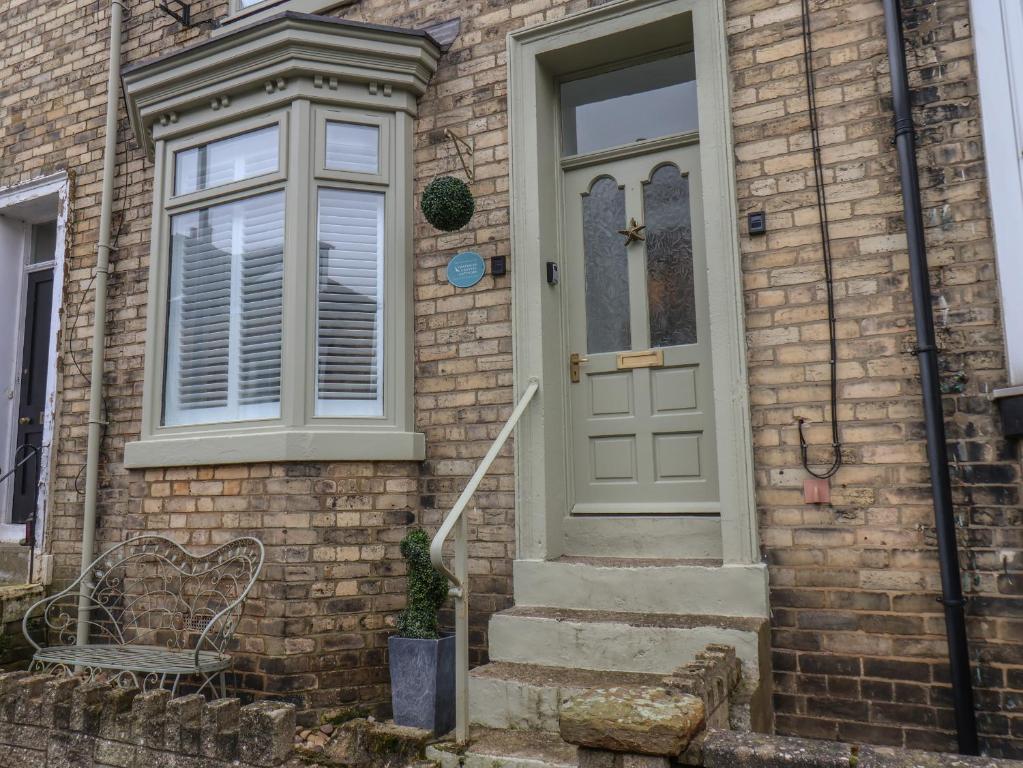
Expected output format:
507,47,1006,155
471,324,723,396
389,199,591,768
0,670,297,767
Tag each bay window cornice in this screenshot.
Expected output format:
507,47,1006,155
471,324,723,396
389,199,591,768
123,12,440,160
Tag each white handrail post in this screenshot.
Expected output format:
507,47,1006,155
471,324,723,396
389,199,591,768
454,511,469,744
429,377,539,747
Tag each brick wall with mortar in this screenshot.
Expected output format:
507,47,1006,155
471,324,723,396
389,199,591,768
727,0,1023,757
2,0,1023,755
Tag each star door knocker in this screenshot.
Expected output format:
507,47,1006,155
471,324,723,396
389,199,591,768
618,217,646,245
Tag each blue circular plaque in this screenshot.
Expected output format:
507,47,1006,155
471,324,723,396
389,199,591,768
446,251,487,288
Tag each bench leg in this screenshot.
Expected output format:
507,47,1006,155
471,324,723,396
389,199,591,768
219,672,227,699
171,675,180,697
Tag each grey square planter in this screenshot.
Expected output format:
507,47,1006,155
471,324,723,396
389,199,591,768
388,634,455,735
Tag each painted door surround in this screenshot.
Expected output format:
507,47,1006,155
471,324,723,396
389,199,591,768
0,172,68,550
508,0,759,565
972,0,1023,385
564,143,719,516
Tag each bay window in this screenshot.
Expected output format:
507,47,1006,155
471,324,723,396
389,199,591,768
122,13,438,466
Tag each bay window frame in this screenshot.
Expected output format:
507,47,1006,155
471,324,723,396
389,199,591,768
129,103,417,465
122,13,438,467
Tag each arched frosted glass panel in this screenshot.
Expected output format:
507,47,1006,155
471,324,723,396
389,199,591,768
561,53,698,156
644,164,696,347
582,176,631,353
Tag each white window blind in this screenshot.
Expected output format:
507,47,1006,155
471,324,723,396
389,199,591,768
325,122,379,174
316,188,384,417
175,126,279,196
164,191,285,426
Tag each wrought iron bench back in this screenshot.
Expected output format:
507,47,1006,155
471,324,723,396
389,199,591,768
24,536,264,659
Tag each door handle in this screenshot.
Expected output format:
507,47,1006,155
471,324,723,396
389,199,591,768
18,417,31,425
569,353,589,383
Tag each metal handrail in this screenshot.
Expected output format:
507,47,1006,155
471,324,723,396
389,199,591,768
0,443,40,487
430,376,539,744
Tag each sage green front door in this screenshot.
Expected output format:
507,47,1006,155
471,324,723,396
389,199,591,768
564,144,718,515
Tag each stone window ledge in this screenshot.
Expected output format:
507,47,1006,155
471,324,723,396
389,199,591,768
123,428,425,468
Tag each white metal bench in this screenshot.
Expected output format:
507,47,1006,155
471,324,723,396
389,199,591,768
22,535,263,697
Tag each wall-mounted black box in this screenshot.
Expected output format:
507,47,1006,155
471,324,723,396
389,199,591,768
992,386,1023,438
748,211,767,235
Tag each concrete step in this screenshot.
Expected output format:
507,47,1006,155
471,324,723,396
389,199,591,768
428,727,577,768
468,661,664,731
487,606,769,677
512,558,769,618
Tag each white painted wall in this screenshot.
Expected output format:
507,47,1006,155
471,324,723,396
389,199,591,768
972,0,1023,385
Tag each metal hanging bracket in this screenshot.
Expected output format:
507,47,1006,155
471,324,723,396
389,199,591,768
444,129,475,185
159,0,191,26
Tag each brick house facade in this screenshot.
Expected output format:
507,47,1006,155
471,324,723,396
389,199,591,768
2,0,1023,758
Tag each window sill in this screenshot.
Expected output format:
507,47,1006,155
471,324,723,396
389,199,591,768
123,428,425,468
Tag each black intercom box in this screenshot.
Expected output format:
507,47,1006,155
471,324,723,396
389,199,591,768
993,387,1023,439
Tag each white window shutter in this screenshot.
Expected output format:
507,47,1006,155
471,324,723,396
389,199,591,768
165,191,284,426
316,188,384,416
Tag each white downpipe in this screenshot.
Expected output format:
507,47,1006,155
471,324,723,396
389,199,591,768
430,376,540,743
77,0,124,647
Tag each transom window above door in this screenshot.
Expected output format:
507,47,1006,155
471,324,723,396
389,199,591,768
560,52,698,157
122,13,439,466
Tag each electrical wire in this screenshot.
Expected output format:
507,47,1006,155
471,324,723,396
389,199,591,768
66,71,129,495
799,0,842,480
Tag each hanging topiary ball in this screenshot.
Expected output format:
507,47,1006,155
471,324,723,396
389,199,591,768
421,175,475,232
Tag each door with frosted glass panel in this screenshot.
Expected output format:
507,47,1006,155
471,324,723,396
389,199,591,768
564,145,718,514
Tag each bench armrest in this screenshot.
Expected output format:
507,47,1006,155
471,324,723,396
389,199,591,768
22,564,127,651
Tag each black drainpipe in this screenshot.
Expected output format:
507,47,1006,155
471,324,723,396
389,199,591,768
881,0,979,754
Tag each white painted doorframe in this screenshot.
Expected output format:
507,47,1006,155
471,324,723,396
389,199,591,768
972,0,1023,385
0,172,69,547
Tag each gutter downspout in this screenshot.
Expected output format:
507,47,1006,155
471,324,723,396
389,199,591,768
881,0,979,754
77,0,124,646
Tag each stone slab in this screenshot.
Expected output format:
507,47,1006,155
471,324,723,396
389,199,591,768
702,730,852,768
559,686,704,757
858,745,1023,768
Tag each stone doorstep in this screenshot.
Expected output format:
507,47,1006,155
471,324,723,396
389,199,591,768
486,606,768,677
469,661,667,731
512,560,769,619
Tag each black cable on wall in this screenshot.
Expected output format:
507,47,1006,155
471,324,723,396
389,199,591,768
798,0,843,480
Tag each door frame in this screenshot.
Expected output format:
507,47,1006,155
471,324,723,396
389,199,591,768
0,172,69,548
508,0,758,564
971,0,1023,385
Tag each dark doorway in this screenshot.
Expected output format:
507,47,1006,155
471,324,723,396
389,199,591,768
12,267,53,525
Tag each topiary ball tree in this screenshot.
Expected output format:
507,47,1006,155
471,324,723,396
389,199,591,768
420,175,475,232
396,528,450,639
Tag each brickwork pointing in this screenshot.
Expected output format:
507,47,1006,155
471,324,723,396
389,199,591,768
0,0,1020,755
0,674,298,766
